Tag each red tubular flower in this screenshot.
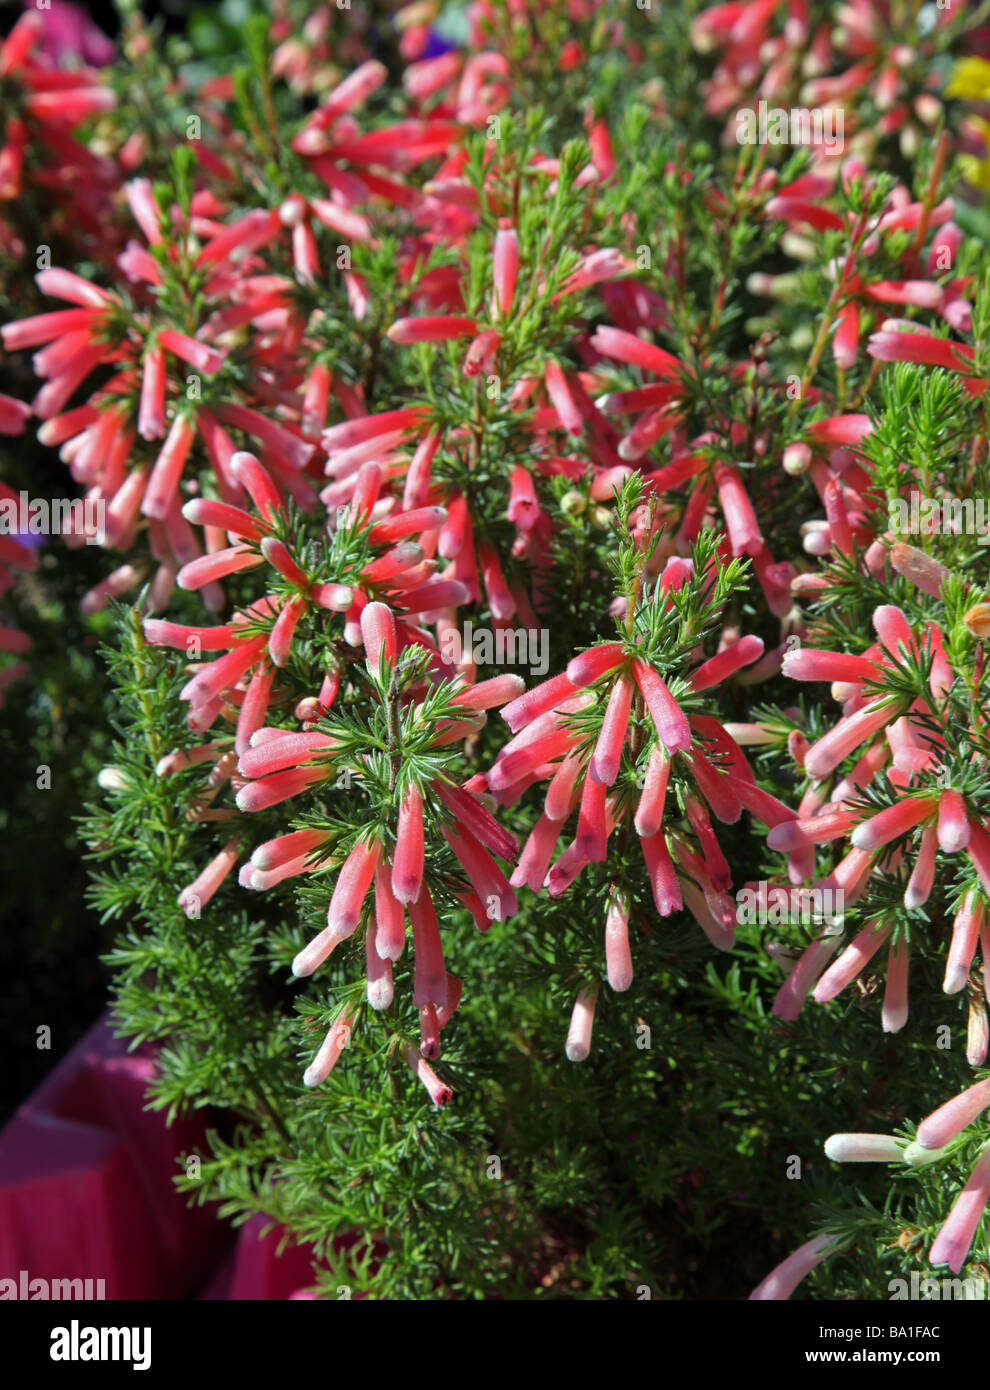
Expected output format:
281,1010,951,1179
408,888,448,1008
392,785,425,904
387,314,478,344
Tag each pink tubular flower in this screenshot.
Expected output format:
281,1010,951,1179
303,1007,356,1088
604,886,633,992
813,919,893,1003
492,226,519,318
803,697,900,781
917,1080,990,1151
177,835,241,917
631,659,691,753
366,932,394,1011
361,601,398,671
850,796,937,852
930,1146,990,1273
589,673,633,785
714,461,763,556
392,785,425,904
944,892,983,995
387,315,477,345
882,935,910,1033
401,1042,452,1107
749,1233,836,1301
327,838,382,937
565,981,600,1062
937,790,970,853
772,934,842,1022
408,888,448,1008
374,862,406,963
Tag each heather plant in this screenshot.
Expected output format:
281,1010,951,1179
5,0,990,1302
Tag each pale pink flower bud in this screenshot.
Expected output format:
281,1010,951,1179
450,674,525,712
137,345,166,441
565,981,600,1062
366,930,394,1011
904,826,936,911
781,647,877,683
803,697,898,780
604,887,633,992
882,935,910,1033
268,595,306,668
690,635,764,690
292,927,345,978
890,542,950,598
177,835,241,917
501,672,579,732
511,813,566,892
303,1008,355,1087
640,829,681,916
142,415,196,520
772,935,842,1021
824,1133,905,1162
967,996,988,1068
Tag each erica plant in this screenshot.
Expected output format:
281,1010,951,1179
5,0,990,1307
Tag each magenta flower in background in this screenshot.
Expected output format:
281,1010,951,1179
24,0,115,68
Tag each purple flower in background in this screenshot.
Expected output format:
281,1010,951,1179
22,0,115,68
421,30,459,60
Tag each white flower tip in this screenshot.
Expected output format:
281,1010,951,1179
367,982,393,1011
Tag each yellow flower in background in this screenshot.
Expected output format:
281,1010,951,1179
947,61,990,188
958,117,990,190
945,57,990,101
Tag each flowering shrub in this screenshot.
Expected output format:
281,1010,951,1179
7,0,990,1302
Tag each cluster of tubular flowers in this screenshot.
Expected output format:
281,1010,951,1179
144,451,485,744
228,601,522,1100
693,0,958,162
476,557,792,1055
0,192,325,602
759,602,990,1036
0,10,118,263
820,1078,990,1277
